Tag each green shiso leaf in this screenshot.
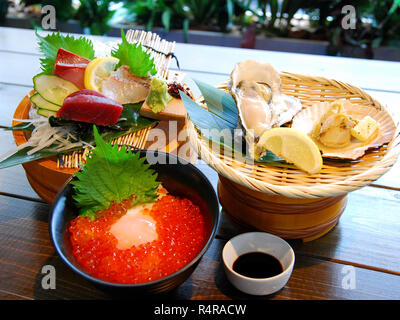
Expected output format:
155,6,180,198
180,80,282,163
111,29,157,78
36,30,95,75
71,126,160,220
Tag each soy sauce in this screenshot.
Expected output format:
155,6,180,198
233,252,283,278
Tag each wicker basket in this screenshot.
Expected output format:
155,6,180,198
186,73,400,240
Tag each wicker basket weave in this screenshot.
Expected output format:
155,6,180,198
187,73,400,199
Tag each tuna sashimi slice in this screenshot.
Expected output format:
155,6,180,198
53,48,91,89
57,90,123,126
54,48,91,65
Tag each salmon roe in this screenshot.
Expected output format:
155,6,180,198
69,195,205,284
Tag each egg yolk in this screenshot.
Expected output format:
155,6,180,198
110,203,158,250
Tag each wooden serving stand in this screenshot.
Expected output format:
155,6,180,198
186,72,399,242
12,92,189,204
217,175,347,242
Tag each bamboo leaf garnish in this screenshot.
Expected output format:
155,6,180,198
180,81,282,163
0,104,156,169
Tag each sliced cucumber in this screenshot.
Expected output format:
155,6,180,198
30,93,60,112
37,108,57,118
33,74,79,106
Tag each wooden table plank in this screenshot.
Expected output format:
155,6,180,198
1,127,399,277
0,130,43,201
0,83,31,127
198,162,400,274
0,126,399,275
0,26,399,300
293,186,400,274
1,49,398,119
1,194,399,300
217,191,400,275
0,50,231,93
174,44,400,94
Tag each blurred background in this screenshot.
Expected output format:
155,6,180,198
1,0,399,61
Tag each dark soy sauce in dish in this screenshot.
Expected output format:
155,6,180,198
233,252,283,278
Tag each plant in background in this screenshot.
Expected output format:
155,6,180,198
123,0,237,41
0,0,9,23
124,0,188,36
235,0,315,37
21,0,74,22
325,0,400,58
231,0,256,27
75,0,115,35
184,0,234,32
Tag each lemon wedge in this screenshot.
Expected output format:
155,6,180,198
84,57,119,91
256,128,323,174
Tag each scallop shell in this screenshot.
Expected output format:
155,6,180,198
291,100,397,160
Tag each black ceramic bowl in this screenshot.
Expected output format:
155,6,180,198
49,150,220,294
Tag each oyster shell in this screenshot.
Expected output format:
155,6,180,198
230,60,302,159
291,100,397,160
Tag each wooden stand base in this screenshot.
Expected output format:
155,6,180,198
217,175,347,242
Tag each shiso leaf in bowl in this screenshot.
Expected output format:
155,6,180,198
71,126,160,220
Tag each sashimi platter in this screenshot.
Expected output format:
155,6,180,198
0,28,399,292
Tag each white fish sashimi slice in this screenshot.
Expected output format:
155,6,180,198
101,65,151,104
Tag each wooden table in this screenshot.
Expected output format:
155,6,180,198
0,27,399,300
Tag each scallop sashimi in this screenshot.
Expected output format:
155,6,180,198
291,100,397,160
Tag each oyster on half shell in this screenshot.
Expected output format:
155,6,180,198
230,60,302,159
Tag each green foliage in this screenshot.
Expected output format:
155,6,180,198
111,29,157,77
239,0,313,35
0,0,9,23
21,0,74,22
35,30,95,74
124,0,187,32
123,0,239,41
72,126,160,220
321,0,400,58
75,0,115,35
22,0,115,35
20,0,400,56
